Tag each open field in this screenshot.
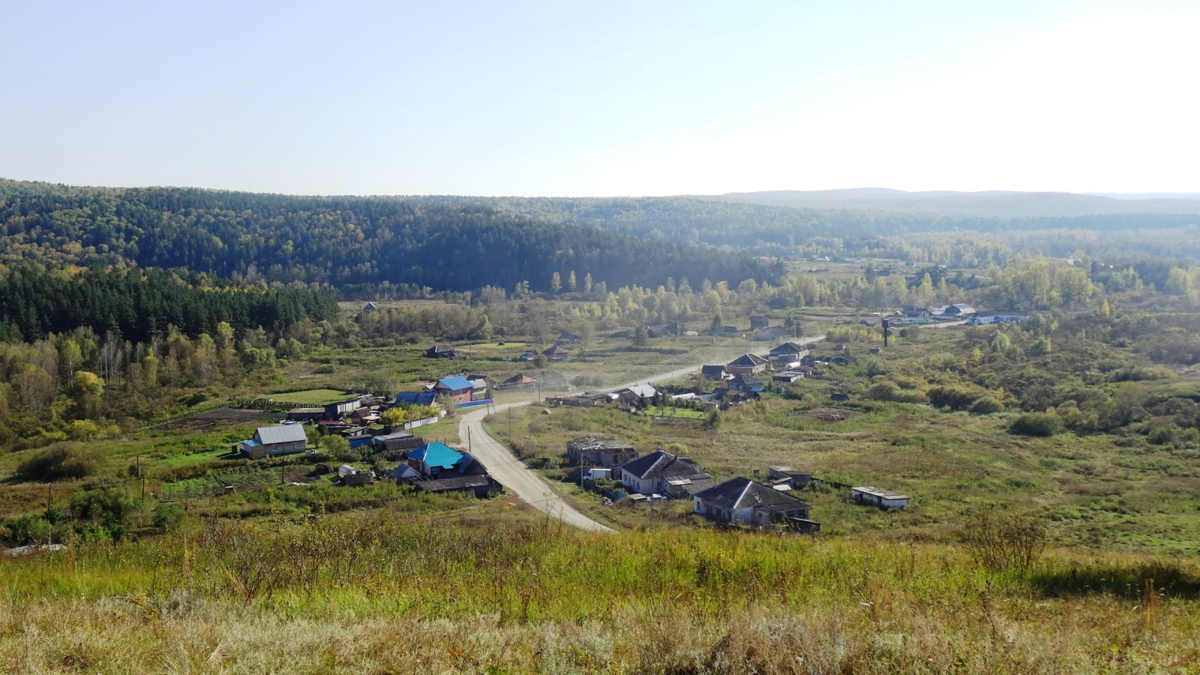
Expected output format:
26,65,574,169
1,510,1198,673
260,388,351,405
484,326,1200,554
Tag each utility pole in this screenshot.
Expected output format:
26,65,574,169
141,475,146,501
468,427,473,454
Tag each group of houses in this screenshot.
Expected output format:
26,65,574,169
885,304,1027,327
699,341,818,398
570,437,910,533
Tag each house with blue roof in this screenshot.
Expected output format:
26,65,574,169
405,441,489,480
395,391,439,406
407,442,464,476
433,376,474,404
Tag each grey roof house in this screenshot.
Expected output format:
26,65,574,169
693,477,813,527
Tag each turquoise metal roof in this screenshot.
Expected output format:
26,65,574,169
408,442,463,470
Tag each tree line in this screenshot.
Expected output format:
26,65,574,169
0,181,780,292
0,265,340,344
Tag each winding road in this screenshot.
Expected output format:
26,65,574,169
454,337,825,532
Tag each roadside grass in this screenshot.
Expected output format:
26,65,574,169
0,511,1197,672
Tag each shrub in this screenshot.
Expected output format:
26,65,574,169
1009,412,1064,437
968,397,1004,415
927,385,979,411
15,445,100,482
69,488,133,531
154,503,186,532
959,508,1046,572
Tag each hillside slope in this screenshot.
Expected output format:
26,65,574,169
0,181,779,292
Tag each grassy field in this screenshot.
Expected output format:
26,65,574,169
0,509,1197,673
261,388,350,405
484,330,1200,554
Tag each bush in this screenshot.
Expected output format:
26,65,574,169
69,488,133,531
927,385,980,411
15,445,100,482
1009,412,1064,437
968,397,1005,415
959,508,1047,572
154,503,186,532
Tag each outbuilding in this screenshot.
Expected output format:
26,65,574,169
851,486,910,509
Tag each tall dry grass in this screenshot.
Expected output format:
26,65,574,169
0,508,1197,672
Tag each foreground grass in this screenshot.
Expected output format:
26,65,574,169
1,509,1198,673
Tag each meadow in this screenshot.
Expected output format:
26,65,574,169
484,326,1200,554
0,507,1197,673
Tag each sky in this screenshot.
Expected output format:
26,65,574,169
2,0,1198,196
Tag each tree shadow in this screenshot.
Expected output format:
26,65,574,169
1030,561,1200,600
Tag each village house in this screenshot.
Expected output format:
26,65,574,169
749,316,770,330
933,303,976,319
727,373,763,393
566,438,638,468
407,442,468,477
426,344,456,359
556,332,582,345
769,342,809,362
901,305,931,323
768,466,813,489
540,370,570,391
753,326,791,341
395,390,438,406
240,424,308,459
772,371,805,384
362,301,378,314
619,383,658,405
286,407,326,422
968,312,1028,325
432,376,475,404
499,374,538,391
465,374,491,400
324,393,377,420
726,353,769,375
647,322,681,338
711,325,740,336
693,477,814,528
412,474,501,498
372,431,425,455
859,316,882,327
851,486,910,509
542,344,569,362
620,449,713,498
701,365,729,381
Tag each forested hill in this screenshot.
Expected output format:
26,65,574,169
0,266,340,344
407,196,1200,251
0,181,779,292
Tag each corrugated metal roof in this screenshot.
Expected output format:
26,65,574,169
255,424,308,445
408,442,463,470
624,384,657,398
436,376,473,391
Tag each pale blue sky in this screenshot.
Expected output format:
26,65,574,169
2,1,1197,196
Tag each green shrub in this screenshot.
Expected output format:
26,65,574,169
15,445,100,482
968,397,1005,415
1010,412,1064,437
